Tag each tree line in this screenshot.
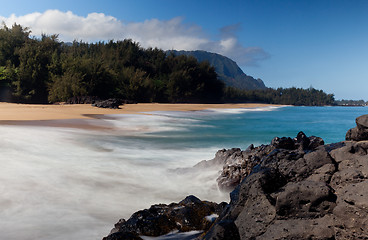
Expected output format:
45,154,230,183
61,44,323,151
224,86,335,106
0,24,335,106
335,99,367,106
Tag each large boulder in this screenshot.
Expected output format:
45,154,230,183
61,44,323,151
346,114,368,141
103,195,226,240
217,132,324,191
92,98,123,109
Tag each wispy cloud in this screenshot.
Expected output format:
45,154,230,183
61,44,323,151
0,10,269,66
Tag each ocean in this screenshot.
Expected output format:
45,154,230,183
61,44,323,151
0,106,366,240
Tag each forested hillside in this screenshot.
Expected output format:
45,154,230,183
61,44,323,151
0,24,335,106
168,50,266,90
0,24,224,103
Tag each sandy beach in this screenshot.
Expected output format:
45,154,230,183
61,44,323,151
0,102,275,121
0,102,276,130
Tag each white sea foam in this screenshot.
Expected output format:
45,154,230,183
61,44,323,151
205,106,283,114
0,113,227,240
141,106,283,119
104,113,203,134
205,213,219,222
141,230,203,240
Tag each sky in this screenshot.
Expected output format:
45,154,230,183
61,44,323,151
1,0,367,100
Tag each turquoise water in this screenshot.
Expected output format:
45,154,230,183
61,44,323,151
1,106,366,240
140,106,367,149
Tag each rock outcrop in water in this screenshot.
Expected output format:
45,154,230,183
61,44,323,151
346,114,368,141
104,115,368,240
215,132,324,192
103,195,226,240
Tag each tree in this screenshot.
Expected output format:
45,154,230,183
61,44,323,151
0,23,30,66
12,35,60,103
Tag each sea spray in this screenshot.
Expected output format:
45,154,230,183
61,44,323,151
0,118,226,240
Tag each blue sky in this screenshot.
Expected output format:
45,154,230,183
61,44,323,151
1,0,368,100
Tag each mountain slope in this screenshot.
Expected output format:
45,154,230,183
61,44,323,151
169,50,266,90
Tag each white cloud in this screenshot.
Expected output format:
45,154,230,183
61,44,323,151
0,10,269,66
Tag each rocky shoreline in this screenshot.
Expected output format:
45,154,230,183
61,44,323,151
103,114,368,239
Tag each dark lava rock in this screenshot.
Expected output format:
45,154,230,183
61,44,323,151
92,98,123,109
203,117,368,239
275,180,336,218
66,96,136,106
307,135,325,150
216,132,324,191
346,114,368,141
103,232,143,240
103,195,226,239
203,219,240,240
271,136,295,150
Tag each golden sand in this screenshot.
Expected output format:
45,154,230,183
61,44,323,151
0,102,275,121
0,102,277,130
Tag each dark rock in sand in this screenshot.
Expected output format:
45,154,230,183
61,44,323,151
92,98,123,109
66,96,136,106
103,195,226,239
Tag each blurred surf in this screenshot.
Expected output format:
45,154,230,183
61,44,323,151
0,106,366,240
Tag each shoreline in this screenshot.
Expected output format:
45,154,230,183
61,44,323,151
0,102,278,130
0,102,280,125
0,102,278,120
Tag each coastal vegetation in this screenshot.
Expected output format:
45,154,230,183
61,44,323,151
335,99,368,106
224,86,335,106
0,24,335,105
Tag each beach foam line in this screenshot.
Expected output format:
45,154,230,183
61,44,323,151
197,105,285,114
139,105,286,118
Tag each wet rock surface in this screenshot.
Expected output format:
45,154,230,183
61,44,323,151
104,115,368,239
103,195,226,240
216,131,324,191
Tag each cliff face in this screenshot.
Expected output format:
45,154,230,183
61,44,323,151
103,115,368,240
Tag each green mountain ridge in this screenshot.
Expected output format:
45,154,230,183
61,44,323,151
168,50,266,90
